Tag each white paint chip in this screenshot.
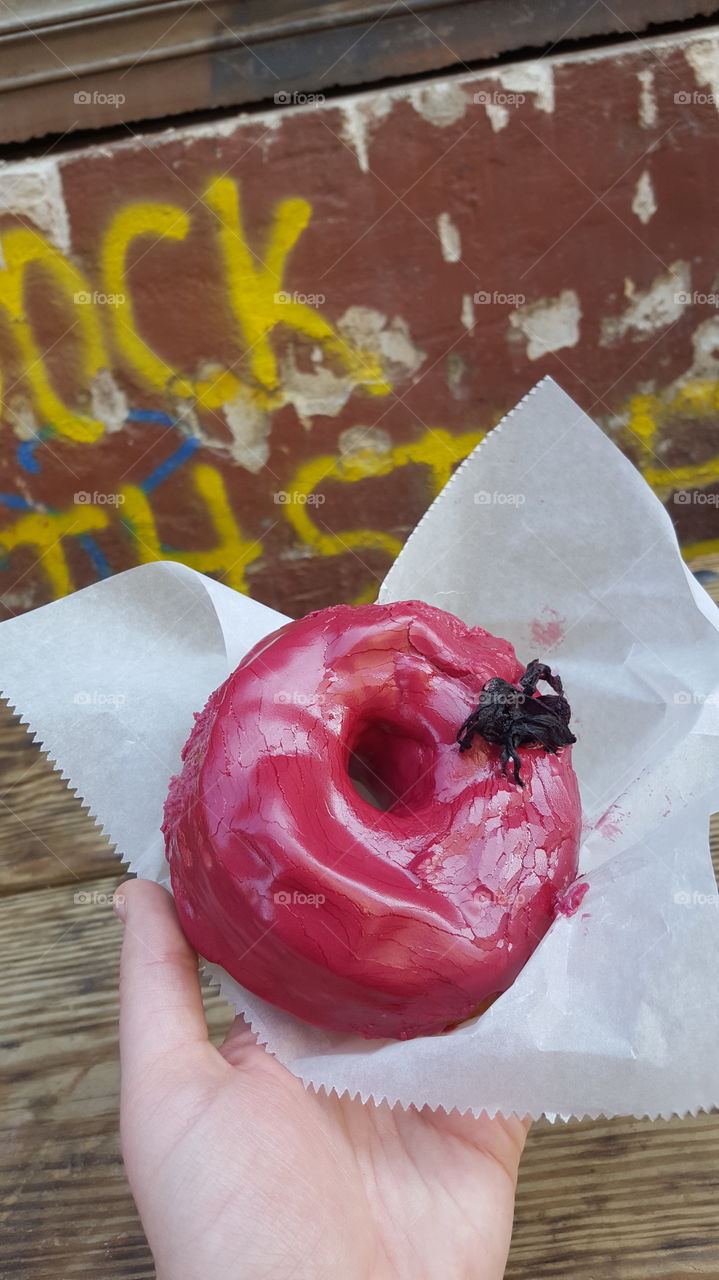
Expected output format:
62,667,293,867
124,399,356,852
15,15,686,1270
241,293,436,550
673,314,719,382
0,159,71,253
338,306,425,382
221,384,272,471
485,103,510,133
338,425,392,459
600,261,690,346
409,82,468,127
436,212,461,263
497,62,555,114
276,308,425,428
339,98,393,173
637,69,658,128
6,396,39,441
89,370,129,435
461,294,475,331
508,290,582,361
477,61,555,132
632,169,657,225
685,37,719,109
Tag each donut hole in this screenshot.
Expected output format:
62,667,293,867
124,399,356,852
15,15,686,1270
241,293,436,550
347,719,435,814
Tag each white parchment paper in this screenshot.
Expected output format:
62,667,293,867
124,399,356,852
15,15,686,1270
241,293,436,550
1,376,717,1120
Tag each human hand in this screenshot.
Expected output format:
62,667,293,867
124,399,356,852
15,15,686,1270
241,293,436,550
116,879,529,1280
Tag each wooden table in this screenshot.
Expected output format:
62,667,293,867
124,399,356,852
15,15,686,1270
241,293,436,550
1,567,718,1279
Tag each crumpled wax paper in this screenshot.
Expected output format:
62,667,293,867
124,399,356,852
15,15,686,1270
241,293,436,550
1,376,717,1120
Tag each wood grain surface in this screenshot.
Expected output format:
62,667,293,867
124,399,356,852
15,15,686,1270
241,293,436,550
1,567,718,1279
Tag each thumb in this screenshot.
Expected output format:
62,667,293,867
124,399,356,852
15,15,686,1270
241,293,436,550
116,878,209,1081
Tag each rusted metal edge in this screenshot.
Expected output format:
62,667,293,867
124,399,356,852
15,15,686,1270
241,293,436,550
1,0,719,147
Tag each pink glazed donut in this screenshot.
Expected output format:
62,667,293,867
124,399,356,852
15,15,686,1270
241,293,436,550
163,600,581,1040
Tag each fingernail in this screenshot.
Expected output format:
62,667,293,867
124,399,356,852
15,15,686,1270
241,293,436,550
113,890,127,923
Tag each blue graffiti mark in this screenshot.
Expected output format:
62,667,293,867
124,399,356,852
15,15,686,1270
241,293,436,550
15,409,175,478
141,436,200,494
77,534,112,580
0,493,33,510
126,409,175,426
17,428,53,474
15,410,176,477
2,410,199,589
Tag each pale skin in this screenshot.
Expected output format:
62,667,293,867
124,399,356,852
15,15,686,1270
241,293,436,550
116,879,530,1280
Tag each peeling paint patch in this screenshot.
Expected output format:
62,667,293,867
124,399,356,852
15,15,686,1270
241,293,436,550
338,424,392,461
685,38,719,108
338,307,425,383
669,315,719,386
278,309,424,428
89,370,129,435
0,587,39,612
479,61,555,132
6,395,39,442
437,212,461,263
632,169,657,225
280,349,356,428
496,62,555,114
637,68,658,128
339,98,393,173
461,294,475,332
0,159,71,253
447,351,466,399
508,290,581,361
221,384,272,471
485,102,510,133
600,262,690,345
409,82,468,127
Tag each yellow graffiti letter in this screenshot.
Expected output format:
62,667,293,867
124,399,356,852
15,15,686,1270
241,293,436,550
281,428,484,602
120,462,262,593
101,205,239,410
0,228,107,442
0,503,109,598
205,177,389,401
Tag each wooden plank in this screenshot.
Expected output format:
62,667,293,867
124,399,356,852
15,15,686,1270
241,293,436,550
1,874,718,1277
0,702,117,895
0,874,231,1278
509,1117,719,1278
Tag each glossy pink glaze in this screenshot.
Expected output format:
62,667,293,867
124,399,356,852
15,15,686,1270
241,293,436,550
555,880,589,917
163,601,582,1040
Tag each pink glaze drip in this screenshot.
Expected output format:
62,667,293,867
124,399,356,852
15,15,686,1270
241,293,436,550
163,600,582,1040
529,607,566,650
555,880,589,917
